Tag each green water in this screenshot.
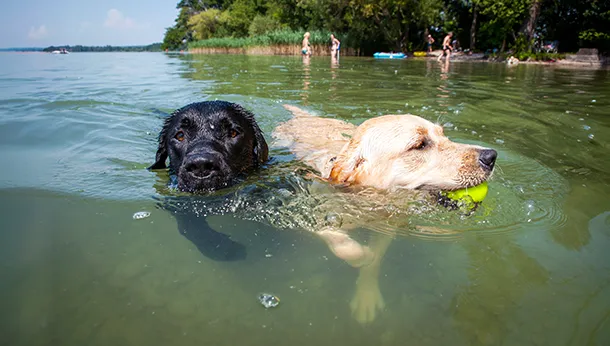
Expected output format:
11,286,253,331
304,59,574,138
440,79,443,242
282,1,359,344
0,52,609,345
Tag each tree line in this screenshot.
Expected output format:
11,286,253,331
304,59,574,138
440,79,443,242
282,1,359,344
162,0,610,55
43,43,162,53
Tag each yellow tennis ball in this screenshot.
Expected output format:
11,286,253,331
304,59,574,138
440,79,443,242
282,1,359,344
444,181,489,203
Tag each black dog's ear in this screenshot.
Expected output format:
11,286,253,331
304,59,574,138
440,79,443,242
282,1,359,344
149,144,168,170
252,123,269,166
229,103,269,167
240,107,268,166
148,116,172,170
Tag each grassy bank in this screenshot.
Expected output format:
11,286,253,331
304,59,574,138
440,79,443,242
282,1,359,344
188,29,358,56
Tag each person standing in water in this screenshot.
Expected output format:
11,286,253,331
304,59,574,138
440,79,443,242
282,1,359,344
302,32,312,56
427,34,435,53
330,33,341,59
437,32,453,62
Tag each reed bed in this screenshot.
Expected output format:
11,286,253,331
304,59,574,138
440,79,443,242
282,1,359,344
189,45,358,56
188,29,358,55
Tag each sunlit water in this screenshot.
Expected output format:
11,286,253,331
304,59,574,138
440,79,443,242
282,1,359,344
1,52,609,346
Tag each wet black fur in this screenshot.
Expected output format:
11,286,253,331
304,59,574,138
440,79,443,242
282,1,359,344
150,101,269,261
150,101,268,192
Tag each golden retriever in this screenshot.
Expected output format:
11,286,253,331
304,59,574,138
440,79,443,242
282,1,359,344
273,105,496,323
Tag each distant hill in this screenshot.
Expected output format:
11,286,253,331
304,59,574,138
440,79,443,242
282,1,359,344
42,43,162,52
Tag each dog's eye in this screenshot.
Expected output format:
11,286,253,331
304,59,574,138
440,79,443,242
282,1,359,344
413,140,427,150
175,131,185,141
230,129,239,138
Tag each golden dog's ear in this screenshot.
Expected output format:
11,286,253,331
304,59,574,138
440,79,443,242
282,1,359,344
328,140,365,184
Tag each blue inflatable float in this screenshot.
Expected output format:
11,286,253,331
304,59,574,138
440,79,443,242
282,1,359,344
373,52,407,59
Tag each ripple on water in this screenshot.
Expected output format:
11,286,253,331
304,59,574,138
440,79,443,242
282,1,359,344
158,147,568,242
406,150,569,240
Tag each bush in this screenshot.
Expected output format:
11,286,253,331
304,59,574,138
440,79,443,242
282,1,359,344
515,51,566,61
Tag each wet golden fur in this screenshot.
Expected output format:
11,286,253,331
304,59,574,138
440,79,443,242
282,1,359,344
274,105,491,192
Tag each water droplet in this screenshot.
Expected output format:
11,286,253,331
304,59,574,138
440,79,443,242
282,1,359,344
495,139,505,144
583,125,591,130
588,134,594,140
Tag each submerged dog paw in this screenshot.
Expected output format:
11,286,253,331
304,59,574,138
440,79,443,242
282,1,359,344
350,277,385,324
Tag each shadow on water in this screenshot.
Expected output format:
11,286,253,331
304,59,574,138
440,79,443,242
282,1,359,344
1,53,610,345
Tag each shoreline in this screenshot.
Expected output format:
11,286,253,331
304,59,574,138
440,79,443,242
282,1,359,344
186,47,608,69
189,45,358,56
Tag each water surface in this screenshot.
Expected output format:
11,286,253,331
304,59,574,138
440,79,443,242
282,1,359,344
1,52,609,345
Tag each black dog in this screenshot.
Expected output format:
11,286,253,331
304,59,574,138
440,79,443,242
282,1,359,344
150,101,269,260
150,101,268,191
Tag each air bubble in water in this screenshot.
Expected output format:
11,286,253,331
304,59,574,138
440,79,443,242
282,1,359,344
524,200,535,216
324,213,343,228
133,211,151,220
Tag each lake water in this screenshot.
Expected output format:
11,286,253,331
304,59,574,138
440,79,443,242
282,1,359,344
0,52,609,346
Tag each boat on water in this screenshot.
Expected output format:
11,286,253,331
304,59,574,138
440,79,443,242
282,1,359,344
373,52,406,59
52,48,70,54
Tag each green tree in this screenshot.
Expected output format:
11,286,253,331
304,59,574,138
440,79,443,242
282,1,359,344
478,0,530,51
188,9,227,40
248,15,283,36
162,25,188,50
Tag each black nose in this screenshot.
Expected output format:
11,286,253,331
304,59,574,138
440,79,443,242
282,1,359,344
478,149,497,171
185,155,220,178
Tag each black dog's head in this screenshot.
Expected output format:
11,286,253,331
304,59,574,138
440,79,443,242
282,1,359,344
149,101,269,192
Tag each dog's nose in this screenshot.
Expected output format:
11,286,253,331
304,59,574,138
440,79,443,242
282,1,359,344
478,149,497,171
185,155,220,178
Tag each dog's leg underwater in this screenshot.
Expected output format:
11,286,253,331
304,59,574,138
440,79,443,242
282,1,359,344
317,227,392,324
175,213,247,261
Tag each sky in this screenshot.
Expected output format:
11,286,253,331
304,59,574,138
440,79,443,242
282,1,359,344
1,0,179,48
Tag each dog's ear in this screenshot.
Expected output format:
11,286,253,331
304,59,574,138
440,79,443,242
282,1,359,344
233,103,268,166
329,139,365,184
252,123,269,166
149,143,168,170
148,117,172,170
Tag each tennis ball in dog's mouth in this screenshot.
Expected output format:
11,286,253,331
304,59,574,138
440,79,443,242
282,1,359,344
443,181,489,203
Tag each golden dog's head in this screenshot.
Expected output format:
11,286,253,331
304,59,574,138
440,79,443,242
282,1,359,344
329,114,496,191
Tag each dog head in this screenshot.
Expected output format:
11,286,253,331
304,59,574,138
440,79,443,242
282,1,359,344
150,101,268,192
329,114,496,191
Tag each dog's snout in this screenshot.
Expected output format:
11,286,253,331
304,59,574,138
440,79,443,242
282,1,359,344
185,155,220,178
478,149,497,171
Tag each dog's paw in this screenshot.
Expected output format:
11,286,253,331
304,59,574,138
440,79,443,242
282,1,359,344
350,277,385,324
